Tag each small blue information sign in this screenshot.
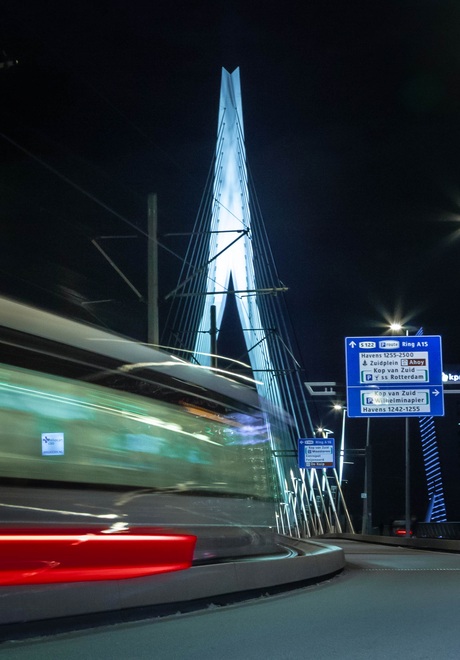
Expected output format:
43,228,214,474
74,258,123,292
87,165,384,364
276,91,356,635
298,438,335,469
345,335,444,418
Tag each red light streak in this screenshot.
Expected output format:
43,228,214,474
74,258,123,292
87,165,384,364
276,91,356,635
0,527,196,585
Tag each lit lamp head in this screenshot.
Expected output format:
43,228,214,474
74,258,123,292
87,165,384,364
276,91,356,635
317,427,333,437
389,322,403,333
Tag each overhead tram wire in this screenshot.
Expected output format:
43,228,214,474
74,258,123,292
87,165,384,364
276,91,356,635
2,18,318,447
1,126,245,338
3,14,232,286
0,112,148,207
162,149,217,355
24,130,245,351
0,130,190,270
4,12,234,337
3,17,252,283
162,116,226,342
0,262,113,329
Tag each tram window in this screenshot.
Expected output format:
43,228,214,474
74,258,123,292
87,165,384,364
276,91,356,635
0,328,258,419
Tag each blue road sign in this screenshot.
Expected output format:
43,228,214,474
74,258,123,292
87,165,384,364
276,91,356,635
298,438,335,469
345,335,444,418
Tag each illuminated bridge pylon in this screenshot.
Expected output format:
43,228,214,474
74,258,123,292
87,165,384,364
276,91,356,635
192,68,283,404
163,68,354,536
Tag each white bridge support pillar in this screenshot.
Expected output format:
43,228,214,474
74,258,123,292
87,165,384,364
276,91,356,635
192,68,289,501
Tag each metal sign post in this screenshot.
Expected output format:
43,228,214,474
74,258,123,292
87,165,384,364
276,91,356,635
345,334,444,538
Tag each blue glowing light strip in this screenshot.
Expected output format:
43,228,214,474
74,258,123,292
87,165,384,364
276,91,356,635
416,327,446,522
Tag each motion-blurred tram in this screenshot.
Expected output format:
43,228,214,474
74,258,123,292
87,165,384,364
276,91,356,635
0,296,287,572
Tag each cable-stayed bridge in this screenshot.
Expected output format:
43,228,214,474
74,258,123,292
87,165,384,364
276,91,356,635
162,68,354,536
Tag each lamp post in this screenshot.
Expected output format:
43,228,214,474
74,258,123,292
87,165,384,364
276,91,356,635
316,427,342,533
390,320,411,538
333,404,347,486
362,417,372,535
316,426,334,491
333,404,346,528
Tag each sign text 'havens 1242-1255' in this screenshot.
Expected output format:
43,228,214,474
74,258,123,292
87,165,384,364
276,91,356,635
345,336,444,418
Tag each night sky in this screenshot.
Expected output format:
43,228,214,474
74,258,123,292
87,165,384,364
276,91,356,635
1,1,460,526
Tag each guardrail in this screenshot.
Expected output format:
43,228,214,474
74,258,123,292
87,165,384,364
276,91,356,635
416,522,460,540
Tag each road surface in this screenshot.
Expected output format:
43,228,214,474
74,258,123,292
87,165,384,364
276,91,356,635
1,540,460,659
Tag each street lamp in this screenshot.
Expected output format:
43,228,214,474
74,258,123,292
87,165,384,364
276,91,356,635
316,426,333,491
315,427,342,533
362,417,372,535
389,322,403,333
387,319,412,537
389,321,412,538
333,404,347,486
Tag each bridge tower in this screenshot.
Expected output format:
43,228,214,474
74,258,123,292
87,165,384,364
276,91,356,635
191,69,285,406
163,68,354,536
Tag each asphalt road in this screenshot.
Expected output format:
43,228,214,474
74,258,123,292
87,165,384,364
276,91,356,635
2,540,460,659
